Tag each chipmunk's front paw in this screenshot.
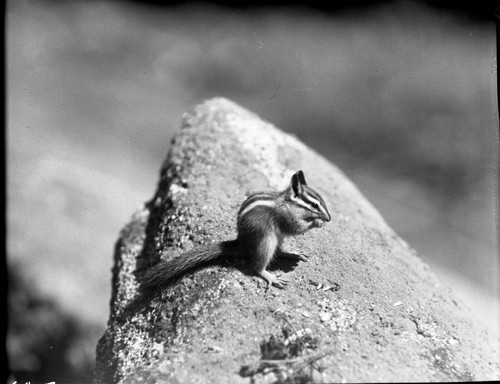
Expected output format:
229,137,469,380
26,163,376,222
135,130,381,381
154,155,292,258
295,251,309,262
311,219,324,228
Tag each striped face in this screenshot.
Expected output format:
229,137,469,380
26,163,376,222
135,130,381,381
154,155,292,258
290,171,331,223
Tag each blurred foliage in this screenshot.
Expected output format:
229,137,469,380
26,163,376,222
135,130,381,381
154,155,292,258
7,264,100,382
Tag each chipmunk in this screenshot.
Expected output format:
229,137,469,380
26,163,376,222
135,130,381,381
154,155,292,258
140,170,330,291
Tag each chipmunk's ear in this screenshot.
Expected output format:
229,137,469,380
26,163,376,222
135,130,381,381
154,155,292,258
297,170,307,185
290,170,305,197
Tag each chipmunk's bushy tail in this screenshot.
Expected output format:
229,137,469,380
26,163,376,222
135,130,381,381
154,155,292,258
139,240,239,293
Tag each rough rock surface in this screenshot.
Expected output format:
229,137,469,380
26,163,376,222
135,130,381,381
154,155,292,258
95,98,499,383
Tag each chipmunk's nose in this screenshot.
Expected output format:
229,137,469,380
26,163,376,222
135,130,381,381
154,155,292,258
323,211,331,222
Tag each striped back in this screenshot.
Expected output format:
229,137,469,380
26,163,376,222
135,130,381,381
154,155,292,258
238,192,278,219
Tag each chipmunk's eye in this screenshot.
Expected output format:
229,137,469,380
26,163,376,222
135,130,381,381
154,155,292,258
312,203,319,209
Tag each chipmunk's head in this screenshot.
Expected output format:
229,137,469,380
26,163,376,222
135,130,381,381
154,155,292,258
288,170,331,227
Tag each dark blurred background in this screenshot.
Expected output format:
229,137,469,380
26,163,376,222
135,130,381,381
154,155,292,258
6,0,498,382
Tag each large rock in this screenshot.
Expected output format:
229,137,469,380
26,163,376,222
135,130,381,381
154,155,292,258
95,98,499,383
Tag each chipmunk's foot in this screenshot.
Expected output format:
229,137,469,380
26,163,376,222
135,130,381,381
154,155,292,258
276,249,309,262
259,270,289,290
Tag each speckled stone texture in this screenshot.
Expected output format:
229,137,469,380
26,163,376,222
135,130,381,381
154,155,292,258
95,98,499,383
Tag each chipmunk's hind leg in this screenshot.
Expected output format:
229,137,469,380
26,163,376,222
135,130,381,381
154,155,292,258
247,233,288,289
